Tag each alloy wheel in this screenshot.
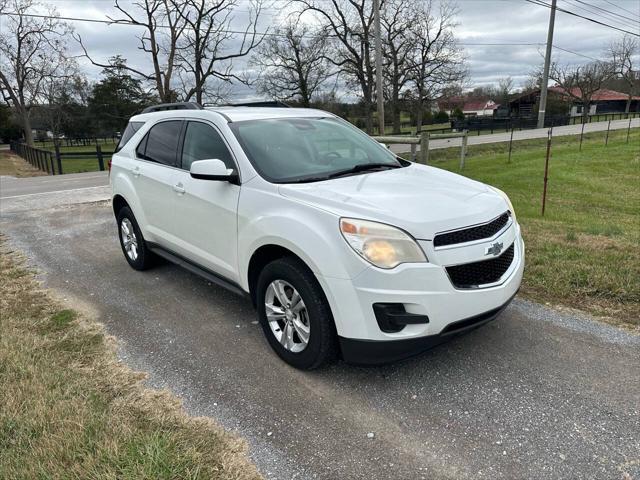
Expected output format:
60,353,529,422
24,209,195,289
264,279,310,353
120,218,139,261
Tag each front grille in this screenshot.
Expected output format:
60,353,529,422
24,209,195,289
446,243,515,289
434,212,510,247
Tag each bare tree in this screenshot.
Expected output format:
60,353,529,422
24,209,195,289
251,21,332,106
76,0,189,103
608,35,639,113
550,61,613,122
0,0,72,145
40,60,83,139
173,0,265,104
294,0,382,133
496,77,513,105
381,0,414,133
406,1,465,131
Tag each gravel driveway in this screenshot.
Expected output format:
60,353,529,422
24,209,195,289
1,192,638,480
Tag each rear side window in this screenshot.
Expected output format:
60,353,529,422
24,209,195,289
135,120,183,167
181,121,234,171
115,121,144,152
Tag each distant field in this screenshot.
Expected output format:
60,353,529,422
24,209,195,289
403,128,640,327
33,141,118,174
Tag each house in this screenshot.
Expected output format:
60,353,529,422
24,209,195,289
509,87,640,118
436,96,500,117
551,87,640,117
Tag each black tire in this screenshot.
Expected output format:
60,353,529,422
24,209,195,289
116,206,155,271
256,256,338,370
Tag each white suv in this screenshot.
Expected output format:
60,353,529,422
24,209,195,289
111,103,524,369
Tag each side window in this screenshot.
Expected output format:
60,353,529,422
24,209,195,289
115,121,145,153
181,121,234,171
137,120,183,167
136,133,148,159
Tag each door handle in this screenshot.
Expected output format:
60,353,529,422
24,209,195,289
131,166,141,177
173,183,185,194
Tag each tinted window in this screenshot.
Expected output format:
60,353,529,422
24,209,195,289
115,121,144,152
138,120,183,166
230,118,399,183
136,133,148,159
181,122,234,170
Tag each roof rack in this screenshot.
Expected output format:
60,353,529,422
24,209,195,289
141,102,203,114
216,100,291,108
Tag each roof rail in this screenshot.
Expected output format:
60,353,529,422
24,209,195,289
219,100,291,108
141,102,203,114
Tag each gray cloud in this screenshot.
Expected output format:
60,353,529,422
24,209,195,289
46,0,638,97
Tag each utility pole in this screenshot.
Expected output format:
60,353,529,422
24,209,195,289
537,0,557,129
373,0,385,135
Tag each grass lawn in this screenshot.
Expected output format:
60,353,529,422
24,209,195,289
32,141,118,174
0,239,262,479
403,128,640,327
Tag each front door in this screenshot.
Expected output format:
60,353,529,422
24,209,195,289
170,120,240,283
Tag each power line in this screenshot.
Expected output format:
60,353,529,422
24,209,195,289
525,0,640,36
574,0,639,22
601,0,640,18
565,0,640,30
552,44,600,60
0,11,583,47
0,10,622,63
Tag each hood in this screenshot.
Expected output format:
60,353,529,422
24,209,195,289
278,163,508,240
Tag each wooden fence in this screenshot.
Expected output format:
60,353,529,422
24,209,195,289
10,142,113,175
373,130,469,168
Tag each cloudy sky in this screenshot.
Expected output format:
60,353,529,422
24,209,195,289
9,0,640,100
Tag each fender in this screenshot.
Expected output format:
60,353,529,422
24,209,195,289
238,211,369,291
111,168,155,243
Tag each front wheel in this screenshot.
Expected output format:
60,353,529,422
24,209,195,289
256,257,338,369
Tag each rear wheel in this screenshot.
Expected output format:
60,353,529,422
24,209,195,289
256,257,338,369
116,206,155,270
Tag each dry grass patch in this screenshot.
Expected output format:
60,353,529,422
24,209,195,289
0,238,262,480
0,151,47,177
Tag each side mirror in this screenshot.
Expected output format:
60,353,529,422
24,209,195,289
190,159,239,184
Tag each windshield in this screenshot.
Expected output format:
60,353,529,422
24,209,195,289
229,117,402,183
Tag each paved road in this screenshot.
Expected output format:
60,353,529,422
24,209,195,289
0,170,109,198
389,117,640,154
1,186,638,480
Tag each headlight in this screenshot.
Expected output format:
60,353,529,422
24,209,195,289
339,218,427,269
489,186,516,221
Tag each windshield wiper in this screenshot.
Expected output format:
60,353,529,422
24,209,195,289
326,162,401,179
284,162,400,184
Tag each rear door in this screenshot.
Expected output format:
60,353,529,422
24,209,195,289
133,119,183,244
170,120,241,282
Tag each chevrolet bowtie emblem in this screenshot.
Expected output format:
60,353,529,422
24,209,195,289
486,241,504,256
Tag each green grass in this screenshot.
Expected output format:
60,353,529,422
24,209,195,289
0,240,262,479
31,141,117,174
404,128,640,327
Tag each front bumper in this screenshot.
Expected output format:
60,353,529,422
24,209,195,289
315,224,524,361
339,292,516,365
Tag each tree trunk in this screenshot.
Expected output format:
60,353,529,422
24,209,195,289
392,100,401,134
365,103,374,135
415,106,424,133
21,110,34,146
625,95,631,114
582,101,590,124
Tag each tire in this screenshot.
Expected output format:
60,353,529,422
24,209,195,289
116,206,155,271
256,256,338,369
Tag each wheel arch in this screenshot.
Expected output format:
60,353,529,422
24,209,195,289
112,194,130,216
247,244,309,307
